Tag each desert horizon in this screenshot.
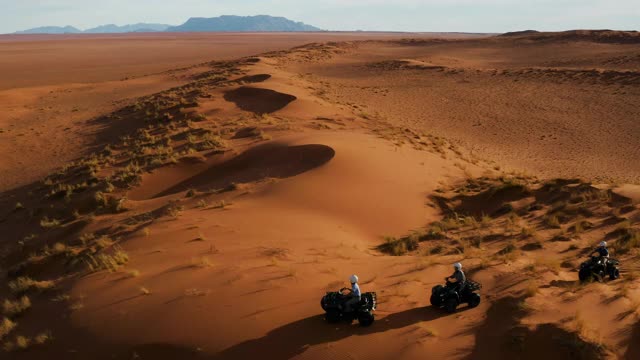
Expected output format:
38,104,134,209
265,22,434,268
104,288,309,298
1,15,639,360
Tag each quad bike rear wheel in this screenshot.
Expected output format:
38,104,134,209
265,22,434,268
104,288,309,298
358,311,375,327
468,293,481,308
444,298,458,313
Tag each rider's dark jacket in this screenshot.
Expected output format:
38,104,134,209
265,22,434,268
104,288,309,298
595,247,609,257
451,269,466,285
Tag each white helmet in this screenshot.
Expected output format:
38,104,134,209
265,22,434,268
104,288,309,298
454,262,462,270
350,274,359,283
599,241,607,247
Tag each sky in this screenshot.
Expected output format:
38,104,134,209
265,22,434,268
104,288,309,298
2,0,639,34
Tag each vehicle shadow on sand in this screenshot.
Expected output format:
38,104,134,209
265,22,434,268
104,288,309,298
126,306,460,360
212,305,467,359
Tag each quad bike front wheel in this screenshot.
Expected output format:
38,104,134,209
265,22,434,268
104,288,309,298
578,268,591,282
358,311,375,327
430,285,443,307
430,294,442,307
609,268,620,281
468,293,481,308
444,298,458,314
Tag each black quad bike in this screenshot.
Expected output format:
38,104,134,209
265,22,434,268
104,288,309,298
320,289,377,326
578,256,620,282
430,279,481,313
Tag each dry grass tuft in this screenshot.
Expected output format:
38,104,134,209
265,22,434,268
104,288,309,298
524,281,540,298
3,335,31,351
379,236,418,256
39,216,61,229
544,215,561,229
33,331,52,345
0,318,16,340
190,256,213,268
534,257,561,274
2,297,31,317
84,247,129,273
8,277,54,295
185,288,211,297
611,228,640,255
125,269,140,278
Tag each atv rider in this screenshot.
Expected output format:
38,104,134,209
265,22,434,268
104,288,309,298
592,241,609,271
341,274,362,312
445,263,466,293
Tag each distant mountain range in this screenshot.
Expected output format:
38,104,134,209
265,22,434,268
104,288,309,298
13,15,322,34
15,25,84,34
166,15,320,32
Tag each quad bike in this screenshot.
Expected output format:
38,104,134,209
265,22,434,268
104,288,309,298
320,289,377,326
578,256,620,282
430,279,481,313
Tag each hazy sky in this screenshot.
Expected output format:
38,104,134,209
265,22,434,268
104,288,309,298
2,0,638,34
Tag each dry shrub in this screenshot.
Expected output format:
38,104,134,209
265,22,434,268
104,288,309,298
8,277,54,295
190,256,213,268
379,236,419,256
33,332,52,345
0,318,16,340
498,241,517,255
2,297,31,317
520,226,536,238
544,215,561,229
39,217,60,229
535,257,561,274
84,247,129,273
524,281,539,298
611,229,640,255
126,269,140,278
3,335,31,351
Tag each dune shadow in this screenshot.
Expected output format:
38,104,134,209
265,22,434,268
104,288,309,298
152,143,335,198
224,86,297,114
623,320,640,359
461,296,606,360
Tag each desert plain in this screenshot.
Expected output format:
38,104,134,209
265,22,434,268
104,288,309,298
0,30,639,359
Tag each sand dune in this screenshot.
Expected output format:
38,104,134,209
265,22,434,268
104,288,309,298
0,31,639,359
296,36,640,183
